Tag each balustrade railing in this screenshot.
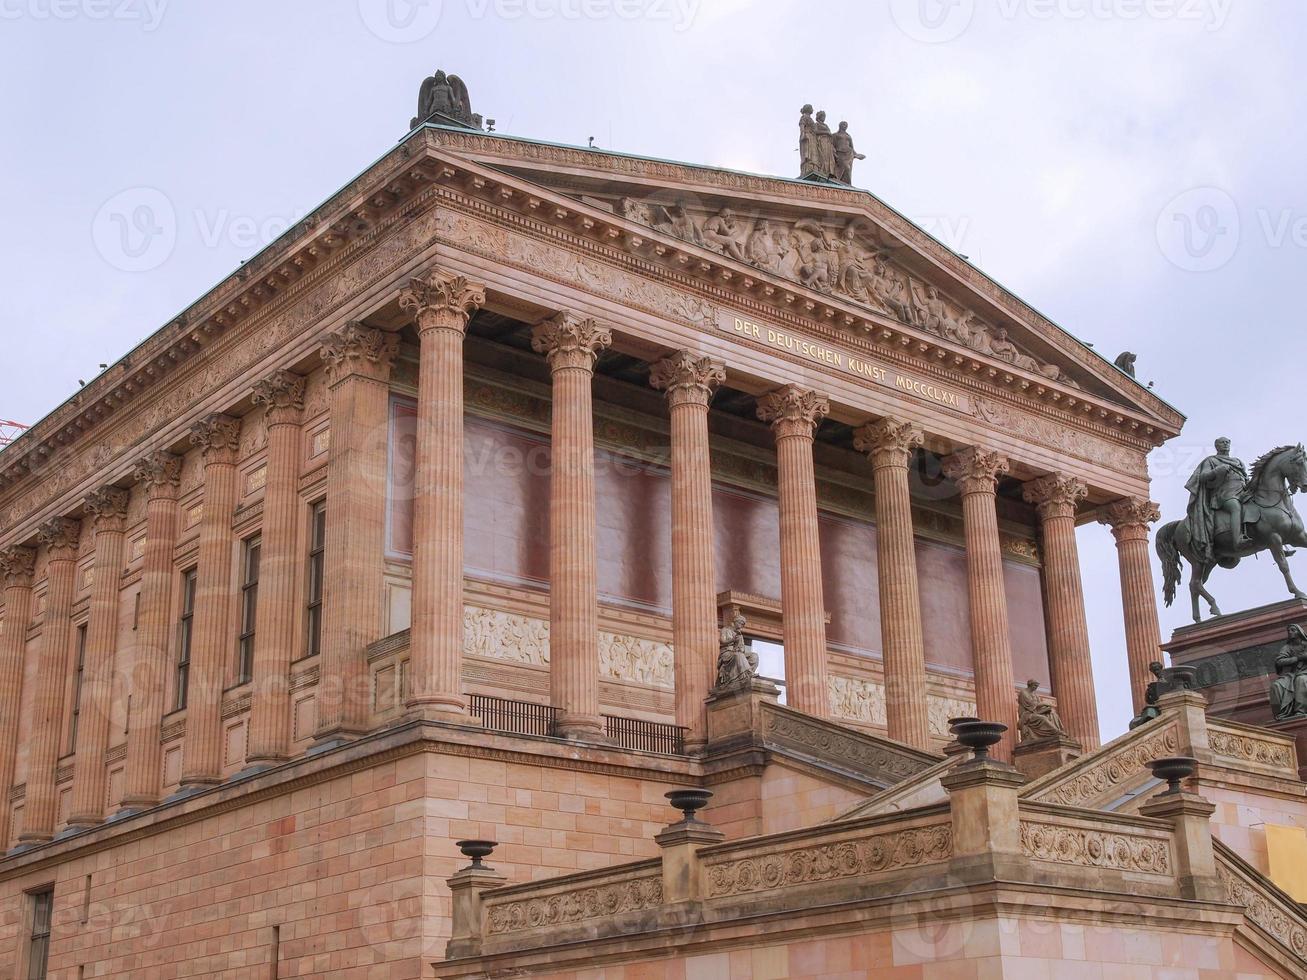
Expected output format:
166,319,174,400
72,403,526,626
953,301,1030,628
467,694,687,754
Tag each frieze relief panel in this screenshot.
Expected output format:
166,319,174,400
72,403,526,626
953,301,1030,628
828,674,887,727
485,873,664,937
1217,857,1307,961
1206,726,1296,773
927,694,978,739
1019,820,1173,877
1024,723,1181,808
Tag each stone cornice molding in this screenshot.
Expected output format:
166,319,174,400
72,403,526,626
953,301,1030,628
189,414,242,465
852,417,924,470
1099,497,1162,541
84,486,130,533
756,385,829,440
0,546,36,588
398,269,486,335
36,516,81,560
648,350,725,408
251,370,306,427
942,447,1009,496
133,451,183,500
320,322,401,386
1022,473,1089,521
530,312,612,373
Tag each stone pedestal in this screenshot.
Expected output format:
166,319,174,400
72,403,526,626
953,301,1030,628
1138,790,1222,902
939,757,1027,881
654,819,724,905
1012,735,1083,781
446,864,507,960
704,678,781,748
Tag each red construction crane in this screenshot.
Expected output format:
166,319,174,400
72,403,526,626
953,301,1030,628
0,420,28,447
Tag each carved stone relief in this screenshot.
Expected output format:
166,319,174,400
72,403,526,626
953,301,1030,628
828,674,887,727
1019,821,1172,876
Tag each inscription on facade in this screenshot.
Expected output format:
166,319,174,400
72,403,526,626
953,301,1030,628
720,314,968,412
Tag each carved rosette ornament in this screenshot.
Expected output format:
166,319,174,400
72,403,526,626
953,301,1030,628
251,370,306,427
398,271,486,335
36,516,81,560
1022,473,1088,521
756,385,830,440
942,447,1010,496
648,351,726,408
84,486,130,533
0,546,36,587
853,417,924,470
1100,497,1162,543
530,312,612,373
189,414,242,465
320,322,401,385
133,451,183,499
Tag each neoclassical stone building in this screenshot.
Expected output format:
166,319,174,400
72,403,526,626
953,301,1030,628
0,83,1303,978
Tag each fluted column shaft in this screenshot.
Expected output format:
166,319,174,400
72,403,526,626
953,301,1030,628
532,313,612,739
21,518,81,841
179,415,242,787
119,452,181,812
67,489,130,827
246,372,305,766
314,324,400,745
854,419,930,749
0,547,35,848
400,272,485,722
1102,498,1164,712
1024,474,1099,750
758,386,830,718
943,448,1018,761
651,352,726,748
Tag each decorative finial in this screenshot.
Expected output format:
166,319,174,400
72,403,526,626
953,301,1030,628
664,789,713,823
455,839,497,870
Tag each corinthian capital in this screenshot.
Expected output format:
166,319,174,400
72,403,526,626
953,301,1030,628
530,312,612,373
1100,497,1161,540
852,417,924,469
0,546,36,588
756,385,829,439
1022,473,1088,521
398,270,485,335
37,517,81,559
189,413,243,465
649,351,726,407
84,486,130,532
320,322,401,385
942,446,1009,495
252,370,306,427
133,451,183,498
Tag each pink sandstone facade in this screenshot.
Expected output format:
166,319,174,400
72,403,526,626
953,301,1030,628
0,108,1302,978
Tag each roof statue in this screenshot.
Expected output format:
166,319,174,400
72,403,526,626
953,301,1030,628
1114,350,1137,377
411,69,485,131
1157,439,1307,621
798,105,863,184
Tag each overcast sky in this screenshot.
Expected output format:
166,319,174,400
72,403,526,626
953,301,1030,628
2,1,1303,740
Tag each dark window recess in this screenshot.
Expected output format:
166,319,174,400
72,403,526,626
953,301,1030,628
304,501,326,660
27,888,53,980
237,536,261,684
68,626,87,752
175,569,197,710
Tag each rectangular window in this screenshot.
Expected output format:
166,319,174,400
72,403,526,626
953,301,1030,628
27,888,52,980
304,501,326,660
68,625,87,752
175,569,197,710
237,536,261,684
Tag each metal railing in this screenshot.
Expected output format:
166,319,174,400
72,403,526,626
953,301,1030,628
467,694,687,754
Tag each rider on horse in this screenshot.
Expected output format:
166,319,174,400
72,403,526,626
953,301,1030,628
1184,436,1252,561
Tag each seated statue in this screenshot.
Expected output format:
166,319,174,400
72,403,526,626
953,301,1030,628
715,613,757,691
1128,661,1166,730
1270,624,1307,720
1017,679,1066,741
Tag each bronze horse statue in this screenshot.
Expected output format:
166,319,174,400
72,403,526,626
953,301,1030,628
1157,444,1307,622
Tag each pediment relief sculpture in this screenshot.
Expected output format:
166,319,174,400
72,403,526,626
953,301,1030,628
617,198,1076,388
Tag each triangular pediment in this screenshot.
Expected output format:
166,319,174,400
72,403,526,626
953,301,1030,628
421,126,1181,435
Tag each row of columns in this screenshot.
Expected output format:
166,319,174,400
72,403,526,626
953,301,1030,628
0,264,1172,843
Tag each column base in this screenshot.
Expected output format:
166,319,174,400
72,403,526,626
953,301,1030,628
308,724,373,755
15,832,52,847
406,699,482,727
62,815,104,834
552,714,606,742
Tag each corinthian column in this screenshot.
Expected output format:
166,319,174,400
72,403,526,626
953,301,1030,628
20,517,82,843
0,546,36,848
531,312,612,739
757,385,830,718
942,447,1018,761
314,323,400,747
67,488,130,829
1023,474,1099,750
650,351,726,749
399,272,486,723
179,414,242,788
1100,498,1163,713
245,371,305,767
118,451,181,814
853,418,930,749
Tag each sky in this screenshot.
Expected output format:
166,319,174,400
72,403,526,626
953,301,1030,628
2,0,1305,741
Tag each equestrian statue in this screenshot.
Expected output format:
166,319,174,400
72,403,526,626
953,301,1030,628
1156,438,1307,622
